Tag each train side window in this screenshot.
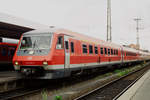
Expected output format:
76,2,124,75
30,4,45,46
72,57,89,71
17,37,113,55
56,36,63,49
10,49,15,56
104,48,107,55
1,48,7,56
8,49,15,56
89,45,93,54
111,49,113,55
65,41,69,49
116,50,118,55
0,38,2,42
114,50,116,55
100,47,104,54
82,44,87,53
8,49,11,56
71,42,74,53
108,48,110,55
95,46,98,54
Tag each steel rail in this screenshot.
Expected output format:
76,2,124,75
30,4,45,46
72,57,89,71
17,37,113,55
0,87,42,100
74,63,150,100
112,68,148,100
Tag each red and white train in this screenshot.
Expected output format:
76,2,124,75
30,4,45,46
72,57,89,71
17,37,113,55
13,28,150,79
0,37,18,70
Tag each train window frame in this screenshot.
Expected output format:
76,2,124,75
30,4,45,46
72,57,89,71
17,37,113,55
82,44,87,54
0,38,2,42
104,48,107,55
108,48,110,55
1,47,7,56
100,47,104,55
70,42,74,53
10,49,15,56
8,48,11,56
65,41,69,50
56,36,63,49
114,49,116,55
124,52,126,56
126,51,136,56
111,49,113,55
8,48,15,56
116,50,118,55
89,45,93,54
95,46,98,54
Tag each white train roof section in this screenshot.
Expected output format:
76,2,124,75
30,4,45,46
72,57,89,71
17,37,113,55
22,27,150,55
23,28,122,49
0,37,19,44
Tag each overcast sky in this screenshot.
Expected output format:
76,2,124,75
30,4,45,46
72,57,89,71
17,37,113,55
0,0,150,50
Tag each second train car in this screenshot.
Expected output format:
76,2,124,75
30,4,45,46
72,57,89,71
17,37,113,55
0,37,18,70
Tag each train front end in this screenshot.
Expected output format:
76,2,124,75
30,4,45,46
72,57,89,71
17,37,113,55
13,30,57,79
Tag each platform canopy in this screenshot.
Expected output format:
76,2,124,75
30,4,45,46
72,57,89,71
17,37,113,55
0,13,48,39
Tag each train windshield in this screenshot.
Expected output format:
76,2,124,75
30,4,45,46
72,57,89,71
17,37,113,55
17,34,52,55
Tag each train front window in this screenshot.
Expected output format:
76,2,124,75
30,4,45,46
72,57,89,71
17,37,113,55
18,34,52,55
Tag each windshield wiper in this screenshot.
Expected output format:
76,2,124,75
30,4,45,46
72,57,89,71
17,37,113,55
33,40,41,52
23,49,28,52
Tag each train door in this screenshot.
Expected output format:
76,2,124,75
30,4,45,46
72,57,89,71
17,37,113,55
64,35,70,69
121,47,124,64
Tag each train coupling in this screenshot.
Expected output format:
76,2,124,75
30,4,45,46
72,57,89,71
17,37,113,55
21,68,36,76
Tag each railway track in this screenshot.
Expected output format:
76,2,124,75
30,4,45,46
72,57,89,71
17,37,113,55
0,72,108,100
0,87,41,100
0,62,149,100
0,79,60,100
74,63,150,100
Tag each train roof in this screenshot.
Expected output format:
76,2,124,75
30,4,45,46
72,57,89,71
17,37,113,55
24,28,122,49
122,46,139,53
139,50,150,56
23,28,149,54
0,37,19,44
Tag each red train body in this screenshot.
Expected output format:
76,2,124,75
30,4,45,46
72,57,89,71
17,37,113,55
13,28,150,79
0,37,18,69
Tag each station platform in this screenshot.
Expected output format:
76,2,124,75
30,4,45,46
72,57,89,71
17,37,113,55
0,71,20,93
117,69,150,100
0,71,18,83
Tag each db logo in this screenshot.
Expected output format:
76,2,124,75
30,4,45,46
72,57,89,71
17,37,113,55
27,57,32,60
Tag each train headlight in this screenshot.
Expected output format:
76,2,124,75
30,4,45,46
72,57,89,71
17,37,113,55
15,61,19,65
43,61,48,65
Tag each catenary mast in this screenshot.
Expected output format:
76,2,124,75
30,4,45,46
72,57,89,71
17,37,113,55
107,0,112,42
134,18,142,50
